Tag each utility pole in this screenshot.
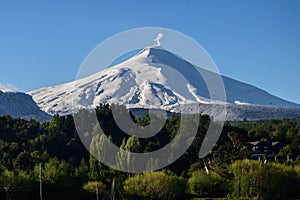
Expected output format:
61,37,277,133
112,178,115,200
96,184,99,200
39,163,43,200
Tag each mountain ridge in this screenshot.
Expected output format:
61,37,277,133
0,90,51,121
28,46,300,119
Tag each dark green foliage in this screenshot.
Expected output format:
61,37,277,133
13,151,33,171
188,170,227,198
75,158,89,184
0,169,34,200
0,104,299,199
82,181,106,198
230,160,300,199
123,171,186,200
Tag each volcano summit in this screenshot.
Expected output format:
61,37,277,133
29,45,300,120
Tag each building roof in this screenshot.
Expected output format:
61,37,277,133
272,141,280,146
248,141,280,146
248,141,260,146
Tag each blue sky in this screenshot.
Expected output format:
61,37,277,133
0,0,300,103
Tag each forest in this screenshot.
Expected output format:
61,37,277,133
0,104,300,200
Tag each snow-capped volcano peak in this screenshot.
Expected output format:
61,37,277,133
135,45,177,60
129,45,171,64
28,46,300,116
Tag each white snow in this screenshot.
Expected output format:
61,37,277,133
28,46,300,116
0,91,50,121
234,101,251,105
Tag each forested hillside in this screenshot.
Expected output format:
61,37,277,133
0,104,300,199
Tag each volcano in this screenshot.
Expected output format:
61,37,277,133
28,46,300,118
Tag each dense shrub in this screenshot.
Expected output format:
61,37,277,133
83,181,106,198
230,160,300,199
123,171,186,200
188,170,228,198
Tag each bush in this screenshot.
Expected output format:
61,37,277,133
123,171,186,200
230,160,300,199
0,169,34,199
82,181,106,195
188,170,227,198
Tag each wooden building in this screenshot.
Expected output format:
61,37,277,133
247,141,282,160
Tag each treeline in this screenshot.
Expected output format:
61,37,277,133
0,104,299,199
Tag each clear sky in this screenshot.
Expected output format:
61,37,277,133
0,0,299,103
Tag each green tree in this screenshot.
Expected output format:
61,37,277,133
188,170,227,198
230,160,300,199
117,136,141,172
123,171,186,200
123,136,141,153
82,181,106,196
89,133,113,181
13,151,33,171
75,158,89,185
0,169,32,200
41,157,75,187
89,154,103,181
